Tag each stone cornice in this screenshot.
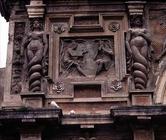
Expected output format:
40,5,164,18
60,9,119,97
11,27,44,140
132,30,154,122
0,0,9,21
111,106,166,118
0,108,62,123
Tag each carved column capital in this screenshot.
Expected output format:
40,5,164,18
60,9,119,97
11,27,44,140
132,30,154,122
26,0,46,18
126,1,147,28
126,1,146,16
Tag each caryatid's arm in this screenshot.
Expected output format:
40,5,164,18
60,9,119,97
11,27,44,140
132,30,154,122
42,33,48,57
125,30,132,55
21,34,30,57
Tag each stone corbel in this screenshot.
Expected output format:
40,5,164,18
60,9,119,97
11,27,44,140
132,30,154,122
26,0,45,18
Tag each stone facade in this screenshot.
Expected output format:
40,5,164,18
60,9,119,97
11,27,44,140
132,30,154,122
0,0,166,140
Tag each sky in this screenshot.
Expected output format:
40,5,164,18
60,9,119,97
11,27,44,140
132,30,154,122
0,15,8,68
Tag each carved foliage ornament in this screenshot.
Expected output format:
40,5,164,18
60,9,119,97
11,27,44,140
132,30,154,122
52,81,64,94
11,22,25,94
22,18,48,92
54,24,66,34
110,80,122,91
109,22,120,32
60,38,114,78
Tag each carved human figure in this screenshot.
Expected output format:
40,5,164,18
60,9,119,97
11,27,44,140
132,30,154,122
96,39,114,74
126,28,153,89
62,40,87,76
21,19,48,92
157,37,166,73
61,39,114,77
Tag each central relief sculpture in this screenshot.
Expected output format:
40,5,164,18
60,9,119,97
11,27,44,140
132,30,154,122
60,38,114,78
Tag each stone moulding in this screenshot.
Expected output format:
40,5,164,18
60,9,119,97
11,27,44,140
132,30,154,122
62,114,113,125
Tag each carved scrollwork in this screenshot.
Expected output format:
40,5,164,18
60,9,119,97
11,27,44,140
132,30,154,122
60,38,114,78
126,29,153,90
22,19,48,92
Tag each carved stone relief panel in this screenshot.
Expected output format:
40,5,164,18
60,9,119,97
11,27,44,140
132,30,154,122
11,22,25,94
59,37,114,78
150,11,166,74
46,13,128,101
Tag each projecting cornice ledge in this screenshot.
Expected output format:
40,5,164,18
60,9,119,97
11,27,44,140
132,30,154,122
111,106,166,120
0,108,63,124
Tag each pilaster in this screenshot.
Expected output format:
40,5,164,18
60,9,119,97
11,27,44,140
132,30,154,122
126,1,153,105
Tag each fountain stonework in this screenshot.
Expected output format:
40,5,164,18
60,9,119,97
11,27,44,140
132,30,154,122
0,0,166,140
